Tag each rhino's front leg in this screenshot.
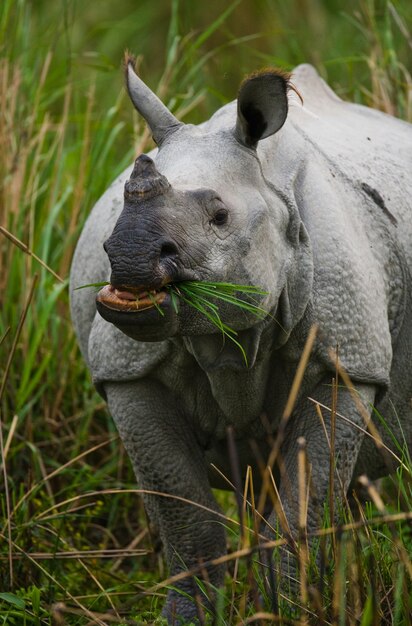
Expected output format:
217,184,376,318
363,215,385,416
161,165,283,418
105,380,226,623
270,379,377,581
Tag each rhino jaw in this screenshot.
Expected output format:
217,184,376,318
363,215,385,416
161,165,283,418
97,284,167,312
96,284,178,342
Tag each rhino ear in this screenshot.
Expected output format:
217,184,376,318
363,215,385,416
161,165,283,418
235,70,291,148
124,53,183,145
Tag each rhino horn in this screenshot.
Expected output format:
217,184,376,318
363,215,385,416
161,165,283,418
124,154,170,201
125,54,183,145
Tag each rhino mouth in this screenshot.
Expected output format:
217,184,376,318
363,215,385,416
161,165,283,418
96,283,178,341
96,284,168,312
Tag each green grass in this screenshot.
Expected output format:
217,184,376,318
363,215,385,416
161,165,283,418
1,0,412,623
167,281,269,364
77,280,269,364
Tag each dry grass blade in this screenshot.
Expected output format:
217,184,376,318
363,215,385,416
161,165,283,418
297,437,309,624
110,527,149,573
266,466,293,539
329,374,338,557
51,603,137,626
0,431,12,585
282,324,319,421
314,402,346,498
33,488,242,530
0,226,64,282
210,462,271,530
78,558,121,621
309,401,408,472
0,548,148,560
0,327,10,346
2,414,18,461
235,613,293,625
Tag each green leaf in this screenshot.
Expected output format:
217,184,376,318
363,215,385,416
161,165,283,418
74,281,110,290
0,593,25,610
167,280,267,364
148,293,165,316
360,594,374,626
30,586,40,616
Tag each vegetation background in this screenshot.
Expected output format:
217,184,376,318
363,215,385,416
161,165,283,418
0,0,411,624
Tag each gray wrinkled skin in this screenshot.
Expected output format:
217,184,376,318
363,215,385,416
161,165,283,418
70,63,412,622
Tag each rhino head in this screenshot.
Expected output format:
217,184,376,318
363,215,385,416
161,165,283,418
97,57,311,369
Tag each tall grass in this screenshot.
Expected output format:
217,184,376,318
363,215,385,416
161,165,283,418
1,0,412,623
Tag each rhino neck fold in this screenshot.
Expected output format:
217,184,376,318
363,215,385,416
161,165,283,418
183,317,278,372
184,321,278,424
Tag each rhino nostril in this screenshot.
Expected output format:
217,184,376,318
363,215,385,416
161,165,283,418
159,241,179,261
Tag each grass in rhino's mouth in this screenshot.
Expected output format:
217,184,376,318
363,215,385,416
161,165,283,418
75,280,269,363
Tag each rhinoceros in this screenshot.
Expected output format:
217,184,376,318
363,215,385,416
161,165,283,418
70,56,412,622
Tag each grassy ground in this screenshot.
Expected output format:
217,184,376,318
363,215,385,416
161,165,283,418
1,0,412,623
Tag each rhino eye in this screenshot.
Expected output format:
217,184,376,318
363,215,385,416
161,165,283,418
211,209,228,226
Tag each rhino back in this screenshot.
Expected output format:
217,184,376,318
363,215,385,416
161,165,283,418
286,64,412,257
